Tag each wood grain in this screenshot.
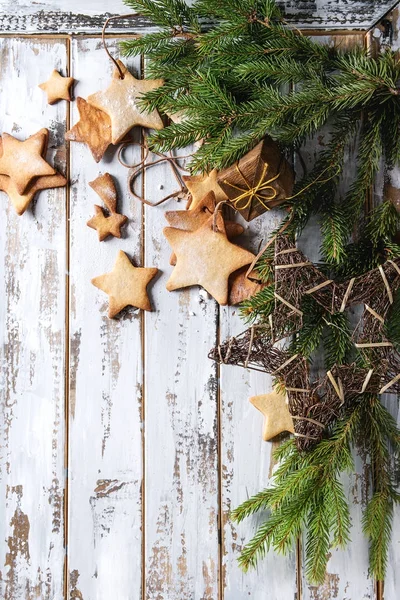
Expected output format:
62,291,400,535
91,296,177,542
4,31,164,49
0,37,67,600
1,4,400,600
67,38,143,600
372,7,400,600
143,148,220,598
219,211,298,600
0,0,397,33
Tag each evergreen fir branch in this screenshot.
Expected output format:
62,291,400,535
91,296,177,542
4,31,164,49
364,200,400,248
290,297,325,358
323,311,353,370
304,493,332,583
233,406,360,580
320,205,349,265
124,0,198,28
240,285,275,323
356,395,400,580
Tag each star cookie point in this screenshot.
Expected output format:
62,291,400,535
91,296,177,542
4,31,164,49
65,97,112,163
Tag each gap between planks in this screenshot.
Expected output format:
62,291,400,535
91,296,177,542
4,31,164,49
63,34,72,600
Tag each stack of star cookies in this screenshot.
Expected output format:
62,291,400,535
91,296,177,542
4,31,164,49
0,128,67,215
65,60,164,162
163,190,265,305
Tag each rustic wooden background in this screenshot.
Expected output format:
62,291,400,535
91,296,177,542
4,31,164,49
0,1,400,599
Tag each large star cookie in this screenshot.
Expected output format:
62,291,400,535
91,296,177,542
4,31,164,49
165,191,244,265
65,97,112,163
0,130,55,195
87,60,164,144
0,129,66,214
163,213,255,305
92,250,158,317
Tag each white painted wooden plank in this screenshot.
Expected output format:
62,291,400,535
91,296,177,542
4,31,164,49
300,32,375,600
219,212,298,600
0,0,397,33
144,158,220,597
374,8,400,599
67,38,143,600
0,37,67,599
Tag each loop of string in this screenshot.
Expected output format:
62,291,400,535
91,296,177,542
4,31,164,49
102,14,140,79
212,200,232,232
122,138,193,207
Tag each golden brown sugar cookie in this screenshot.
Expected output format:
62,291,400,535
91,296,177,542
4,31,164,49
87,173,128,241
183,169,227,210
163,213,255,305
249,392,295,441
39,69,74,104
92,250,158,317
65,97,112,163
0,130,55,195
87,60,164,144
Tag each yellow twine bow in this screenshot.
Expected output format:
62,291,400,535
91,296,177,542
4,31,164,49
223,163,280,212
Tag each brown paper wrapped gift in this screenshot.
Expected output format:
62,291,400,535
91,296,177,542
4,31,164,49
217,137,294,221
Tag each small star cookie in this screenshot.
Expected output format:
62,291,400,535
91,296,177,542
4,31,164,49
163,213,255,305
65,97,112,163
92,250,158,317
87,173,127,241
249,392,295,441
183,169,228,211
87,60,164,144
39,69,74,104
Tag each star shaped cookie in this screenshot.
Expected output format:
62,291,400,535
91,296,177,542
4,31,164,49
87,206,128,241
165,191,244,265
87,173,127,241
65,97,112,163
87,60,164,144
92,250,158,317
183,169,228,211
249,392,295,441
0,128,67,215
39,70,74,104
0,130,55,195
163,213,255,305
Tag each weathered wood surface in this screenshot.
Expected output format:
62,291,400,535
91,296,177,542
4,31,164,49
67,39,144,600
219,213,298,600
0,0,398,33
374,8,400,600
0,37,67,599
1,2,400,600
